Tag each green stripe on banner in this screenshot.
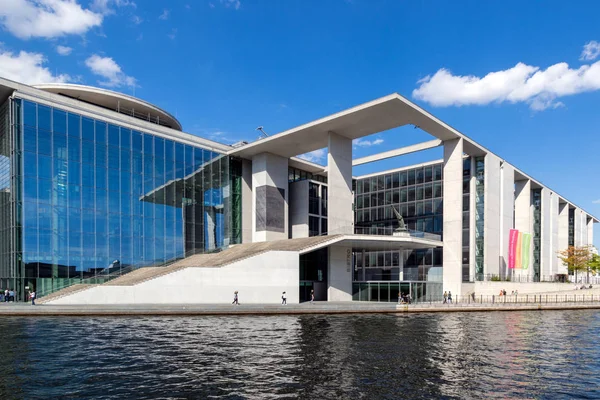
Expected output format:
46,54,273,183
521,233,531,270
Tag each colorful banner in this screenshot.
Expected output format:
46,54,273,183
521,233,531,270
515,232,523,269
508,229,519,269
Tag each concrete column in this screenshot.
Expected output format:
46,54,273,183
328,245,353,301
574,208,584,246
327,131,353,235
540,188,553,278
550,192,559,275
483,153,501,277
514,180,533,279
499,162,514,278
241,159,253,243
588,218,600,250
289,180,309,238
252,152,289,242
443,138,463,296
557,202,569,274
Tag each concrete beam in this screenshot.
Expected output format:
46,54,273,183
443,138,464,295
352,139,442,166
327,131,354,235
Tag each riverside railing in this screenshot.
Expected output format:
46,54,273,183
400,293,600,305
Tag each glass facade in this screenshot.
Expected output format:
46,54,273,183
474,156,485,280
353,163,444,290
532,188,542,282
462,157,471,282
0,98,240,299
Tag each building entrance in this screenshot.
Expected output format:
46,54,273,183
299,248,328,302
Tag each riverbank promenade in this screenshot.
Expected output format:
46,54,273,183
2,297,600,316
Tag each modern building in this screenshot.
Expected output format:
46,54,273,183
0,77,596,304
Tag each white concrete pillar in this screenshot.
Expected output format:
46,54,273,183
328,245,353,301
469,159,477,280
499,162,515,278
550,192,559,275
540,188,553,278
327,131,353,235
289,180,309,238
574,208,584,247
557,202,569,274
588,218,600,250
443,138,463,296
252,152,289,242
483,154,501,277
241,159,253,243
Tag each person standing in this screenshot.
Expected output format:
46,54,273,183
30,290,36,306
310,290,315,303
443,291,448,304
281,291,287,305
4,289,8,302
448,291,453,304
232,291,239,305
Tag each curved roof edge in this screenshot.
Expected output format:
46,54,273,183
33,83,182,131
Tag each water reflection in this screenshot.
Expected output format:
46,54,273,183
0,311,599,399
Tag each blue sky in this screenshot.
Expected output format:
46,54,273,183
0,0,599,247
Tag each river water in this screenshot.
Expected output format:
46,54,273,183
0,310,598,399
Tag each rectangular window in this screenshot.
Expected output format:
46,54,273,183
309,216,320,237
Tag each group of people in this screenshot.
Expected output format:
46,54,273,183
1,289,16,302
398,292,412,304
498,289,519,296
443,291,453,304
231,289,315,305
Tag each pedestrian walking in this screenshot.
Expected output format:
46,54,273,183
281,291,287,305
4,289,8,302
232,291,239,305
448,291,453,304
310,290,315,303
30,291,36,306
443,291,448,304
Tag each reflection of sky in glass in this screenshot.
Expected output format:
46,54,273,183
0,155,9,190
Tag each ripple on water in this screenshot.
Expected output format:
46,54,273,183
0,311,599,399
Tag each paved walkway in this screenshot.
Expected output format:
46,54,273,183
1,301,600,316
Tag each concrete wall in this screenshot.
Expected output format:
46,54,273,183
443,138,463,295
241,159,253,243
327,132,353,234
328,245,352,301
588,218,595,248
49,251,300,305
252,153,289,242
472,281,585,296
574,208,585,246
484,153,501,276
557,202,569,274
289,180,309,238
549,192,559,275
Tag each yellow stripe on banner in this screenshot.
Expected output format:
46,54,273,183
515,232,523,269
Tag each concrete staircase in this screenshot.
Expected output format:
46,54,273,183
39,235,343,304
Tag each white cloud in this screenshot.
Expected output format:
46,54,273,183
353,138,384,147
0,0,103,39
131,15,142,24
580,41,600,61
91,0,136,15
0,49,71,84
55,45,72,55
220,0,241,10
167,28,177,40
298,149,327,163
413,58,600,111
85,54,136,88
593,199,600,204
159,9,169,20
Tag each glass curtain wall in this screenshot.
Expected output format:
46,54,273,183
3,98,238,299
474,156,485,280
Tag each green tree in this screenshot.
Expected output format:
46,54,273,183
589,253,600,277
557,245,592,283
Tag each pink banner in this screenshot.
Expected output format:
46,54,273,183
508,229,519,269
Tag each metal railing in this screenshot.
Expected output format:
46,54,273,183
411,293,600,305
465,274,571,283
